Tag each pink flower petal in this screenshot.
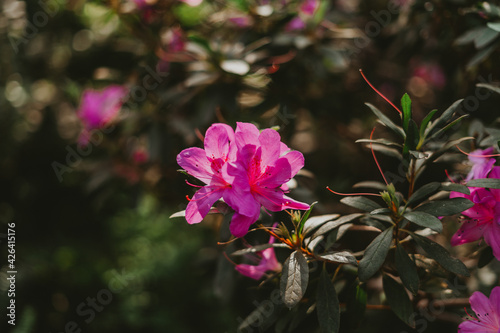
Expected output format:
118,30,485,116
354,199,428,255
484,223,500,261
230,211,260,238
235,122,260,149
185,186,224,224
235,263,267,280
204,123,235,162
451,218,486,246
259,128,281,166
176,147,213,184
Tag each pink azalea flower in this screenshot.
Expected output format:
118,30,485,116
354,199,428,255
458,286,500,332
77,85,128,146
177,122,309,237
235,226,281,280
177,123,254,231
300,0,319,16
451,148,500,260
230,123,310,236
285,16,306,32
466,147,496,181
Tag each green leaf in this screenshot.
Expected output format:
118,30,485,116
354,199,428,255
467,178,500,189
475,27,500,48
424,136,475,165
406,182,441,207
419,109,438,139
401,93,412,132
478,247,495,268
298,201,319,235
395,243,419,295
231,243,289,256
365,103,405,138
439,183,470,195
427,99,464,136
414,198,474,216
319,251,358,266
309,213,362,240
358,226,394,281
410,233,470,276
370,145,403,160
404,211,443,232
340,196,382,212
355,138,403,148
353,181,388,191
346,283,367,329
383,275,415,327
477,83,500,95
281,251,309,308
317,268,340,333
302,213,339,236
426,114,469,143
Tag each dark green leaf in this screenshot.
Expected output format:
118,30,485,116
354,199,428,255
309,214,362,240
340,196,382,212
231,243,289,256
477,83,500,95
370,208,391,215
395,243,419,295
424,137,475,165
358,226,394,281
365,103,405,138
319,251,358,266
370,144,403,160
478,247,495,268
410,233,470,276
401,93,412,132
439,183,470,195
467,40,500,69
298,201,318,235
303,213,340,236
406,182,441,207
346,283,367,329
403,119,419,154
474,27,500,48
383,275,415,327
281,251,309,308
419,109,437,139
317,268,340,333
353,181,388,191
467,178,500,189
355,138,403,148
427,99,464,136
427,114,469,143
414,198,474,216
403,211,443,232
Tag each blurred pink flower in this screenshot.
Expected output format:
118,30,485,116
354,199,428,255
412,62,446,90
300,0,319,16
235,227,281,280
285,16,306,31
229,16,253,28
177,122,309,237
458,286,500,332
77,85,128,146
451,148,500,260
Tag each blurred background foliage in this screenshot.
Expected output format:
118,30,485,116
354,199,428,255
1,0,500,331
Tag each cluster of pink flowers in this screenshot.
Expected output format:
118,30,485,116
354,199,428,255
286,0,320,31
451,147,500,261
176,122,310,237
